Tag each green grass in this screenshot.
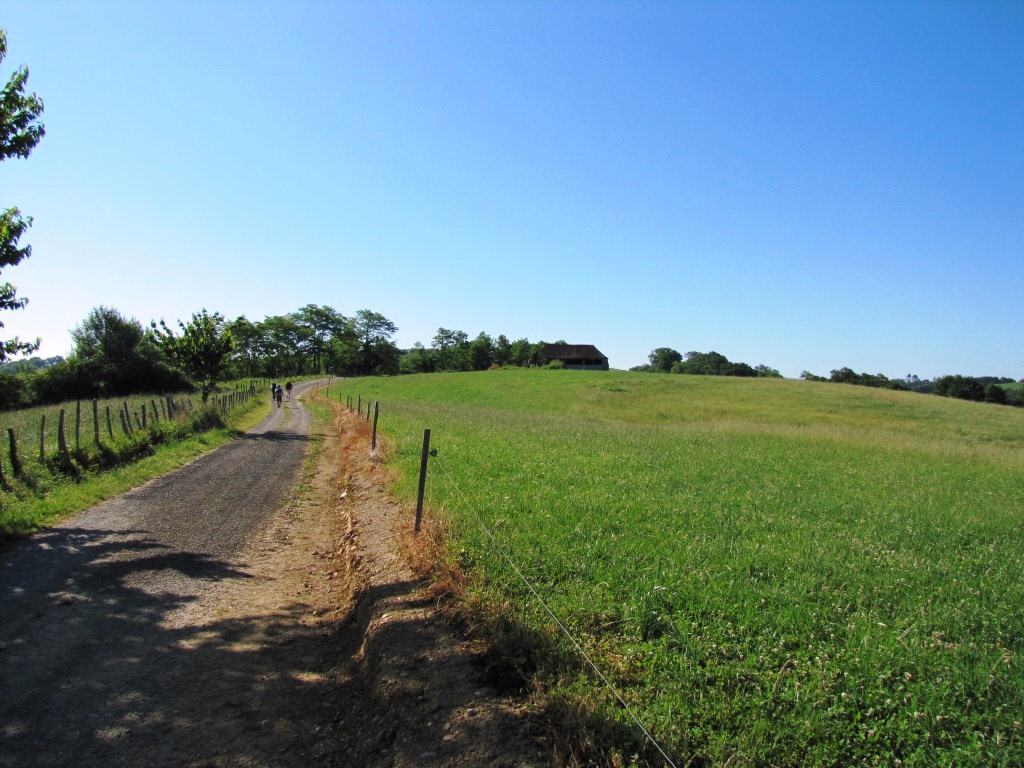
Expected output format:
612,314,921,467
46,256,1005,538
341,369,1024,767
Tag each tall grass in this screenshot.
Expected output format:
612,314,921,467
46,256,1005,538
343,369,1024,767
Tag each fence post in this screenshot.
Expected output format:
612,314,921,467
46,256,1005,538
357,395,362,415
93,400,100,443
8,428,21,477
39,414,46,463
371,402,380,452
58,409,73,468
106,405,114,440
122,401,133,435
415,429,431,533
75,401,82,450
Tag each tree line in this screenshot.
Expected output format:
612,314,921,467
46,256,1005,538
800,368,1024,406
634,348,1022,407
0,302,566,411
631,348,783,378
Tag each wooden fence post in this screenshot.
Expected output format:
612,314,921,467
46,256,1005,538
415,429,431,533
106,405,115,440
75,401,82,450
58,409,73,468
8,428,21,478
93,400,100,444
371,402,380,452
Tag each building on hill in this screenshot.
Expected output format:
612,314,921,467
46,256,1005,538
538,344,609,371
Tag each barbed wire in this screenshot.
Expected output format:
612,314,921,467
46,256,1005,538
430,451,679,768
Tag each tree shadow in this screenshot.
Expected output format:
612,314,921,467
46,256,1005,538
236,431,310,444
0,525,549,767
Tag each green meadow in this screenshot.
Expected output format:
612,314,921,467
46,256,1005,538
344,369,1024,768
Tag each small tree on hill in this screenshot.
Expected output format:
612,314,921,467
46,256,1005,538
151,309,234,403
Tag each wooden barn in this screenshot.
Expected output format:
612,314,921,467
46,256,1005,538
538,344,609,371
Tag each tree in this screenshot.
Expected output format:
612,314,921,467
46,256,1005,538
0,29,46,360
151,309,234,403
985,383,1009,405
433,328,470,371
469,332,494,370
755,364,783,378
399,342,434,374
933,374,985,402
493,334,512,367
70,305,186,396
354,309,399,375
293,304,347,373
507,338,533,367
648,347,682,373
228,315,263,377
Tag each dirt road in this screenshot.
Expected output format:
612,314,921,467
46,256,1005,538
0,383,549,767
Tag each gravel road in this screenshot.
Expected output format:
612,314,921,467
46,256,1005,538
0,381,321,767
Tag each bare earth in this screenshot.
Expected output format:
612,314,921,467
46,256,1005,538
0,383,550,767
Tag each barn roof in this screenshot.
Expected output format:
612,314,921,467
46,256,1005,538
539,344,607,360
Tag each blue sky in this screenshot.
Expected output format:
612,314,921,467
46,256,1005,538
2,1,1021,378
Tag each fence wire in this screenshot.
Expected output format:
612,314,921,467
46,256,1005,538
430,451,679,768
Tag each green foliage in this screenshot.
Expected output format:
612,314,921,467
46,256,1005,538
152,309,234,402
347,369,1024,767
0,355,62,373
0,371,29,410
0,29,45,360
65,306,188,398
934,374,986,403
666,350,774,377
827,366,908,390
648,347,683,373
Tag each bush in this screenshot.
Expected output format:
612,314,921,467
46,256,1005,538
0,373,30,411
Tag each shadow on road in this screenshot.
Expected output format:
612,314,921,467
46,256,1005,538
1,523,344,766
1,523,525,767
237,431,310,444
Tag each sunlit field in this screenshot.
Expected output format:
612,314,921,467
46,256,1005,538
342,369,1024,767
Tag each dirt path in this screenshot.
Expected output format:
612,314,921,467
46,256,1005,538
0,385,549,767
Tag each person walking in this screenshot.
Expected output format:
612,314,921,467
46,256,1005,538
285,381,293,400
275,385,284,408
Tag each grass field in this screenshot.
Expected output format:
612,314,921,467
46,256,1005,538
340,369,1024,767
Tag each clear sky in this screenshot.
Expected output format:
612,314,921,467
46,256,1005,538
2,1,1021,378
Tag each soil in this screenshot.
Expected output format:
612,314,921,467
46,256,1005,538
0,383,551,767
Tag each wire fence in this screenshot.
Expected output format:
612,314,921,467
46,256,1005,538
0,382,260,466
339,394,677,767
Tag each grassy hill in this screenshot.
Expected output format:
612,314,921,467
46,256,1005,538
340,369,1024,767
